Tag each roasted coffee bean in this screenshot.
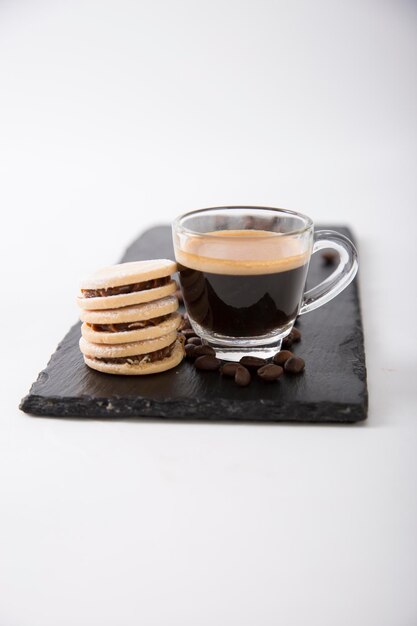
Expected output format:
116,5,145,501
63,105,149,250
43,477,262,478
185,344,197,358
289,327,301,343
194,355,221,371
186,337,202,346
273,350,293,366
221,362,240,377
321,250,339,266
257,363,283,381
193,345,216,357
284,356,305,374
239,356,266,370
282,335,293,349
234,365,251,387
182,328,197,339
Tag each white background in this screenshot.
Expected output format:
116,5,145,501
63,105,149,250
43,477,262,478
1,1,417,625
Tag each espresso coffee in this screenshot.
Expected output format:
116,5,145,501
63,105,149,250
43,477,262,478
176,230,309,337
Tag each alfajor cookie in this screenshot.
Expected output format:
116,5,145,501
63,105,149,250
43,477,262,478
79,332,185,375
80,295,180,344
77,259,177,310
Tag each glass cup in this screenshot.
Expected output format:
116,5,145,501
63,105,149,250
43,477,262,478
172,206,358,361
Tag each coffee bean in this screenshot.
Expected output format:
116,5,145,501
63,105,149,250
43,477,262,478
239,356,266,370
273,350,293,366
186,337,202,346
321,250,339,266
234,365,251,387
194,355,221,371
289,327,301,343
182,328,197,339
185,344,197,358
282,335,293,349
284,356,305,374
193,345,216,357
257,363,283,381
221,362,240,377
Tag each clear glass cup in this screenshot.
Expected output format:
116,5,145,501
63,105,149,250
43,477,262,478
172,206,358,361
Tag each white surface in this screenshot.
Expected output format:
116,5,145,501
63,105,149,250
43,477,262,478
1,1,417,625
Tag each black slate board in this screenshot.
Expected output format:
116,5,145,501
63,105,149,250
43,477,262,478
20,225,368,423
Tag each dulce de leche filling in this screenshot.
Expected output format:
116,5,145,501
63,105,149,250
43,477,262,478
82,276,171,298
87,341,176,365
87,314,171,333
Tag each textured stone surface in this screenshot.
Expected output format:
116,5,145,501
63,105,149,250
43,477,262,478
20,225,368,423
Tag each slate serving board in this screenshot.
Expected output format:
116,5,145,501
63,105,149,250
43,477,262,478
20,225,367,423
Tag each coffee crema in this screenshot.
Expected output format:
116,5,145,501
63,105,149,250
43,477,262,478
176,230,310,337
175,229,309,276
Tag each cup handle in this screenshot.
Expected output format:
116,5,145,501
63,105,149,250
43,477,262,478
299,230,359,315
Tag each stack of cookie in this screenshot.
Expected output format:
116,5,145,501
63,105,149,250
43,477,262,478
76,260,185,375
